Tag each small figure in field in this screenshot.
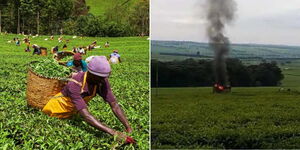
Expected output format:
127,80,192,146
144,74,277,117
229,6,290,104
50,35,54,40
66,53,88,72
85,56,95,63
109,50,121,64
79,47,85,55
32,44,41,55
24,37,30,44
52,46,59,54
16,38,20,46
104,41,110,48
58,36,63,43
63,44,68,50
25,41,31,52
88,40,97,50
72,47,78,53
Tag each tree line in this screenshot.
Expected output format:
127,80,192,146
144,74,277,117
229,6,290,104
151,58,284,87
0,0,149,37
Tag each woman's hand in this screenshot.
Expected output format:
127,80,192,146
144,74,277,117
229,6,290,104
114,131,136,144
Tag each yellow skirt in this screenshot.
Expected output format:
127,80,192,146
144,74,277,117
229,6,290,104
42,92,93,119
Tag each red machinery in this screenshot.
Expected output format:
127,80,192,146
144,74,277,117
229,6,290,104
213,83,231,93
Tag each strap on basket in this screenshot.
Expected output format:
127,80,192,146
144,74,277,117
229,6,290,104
64,72,97,95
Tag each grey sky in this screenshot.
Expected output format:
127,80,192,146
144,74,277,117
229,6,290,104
151,0,300,46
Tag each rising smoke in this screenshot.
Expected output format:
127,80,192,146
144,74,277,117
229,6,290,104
205,0,236,86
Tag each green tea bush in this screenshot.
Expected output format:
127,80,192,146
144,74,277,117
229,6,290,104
29,59,71,78
59,56,73,62
152,87,300,149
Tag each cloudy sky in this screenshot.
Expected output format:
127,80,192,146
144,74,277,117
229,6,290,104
151,0,300,46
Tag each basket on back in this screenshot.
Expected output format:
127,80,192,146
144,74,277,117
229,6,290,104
40,47,47,56
53,51,74,65
26,62,69,109
53,51,74,61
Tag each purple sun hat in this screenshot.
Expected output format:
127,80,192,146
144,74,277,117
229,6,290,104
87,56,111,77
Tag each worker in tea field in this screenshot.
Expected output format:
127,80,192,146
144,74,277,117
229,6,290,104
58,36,63,42
25,41,31,52
72,47,78,53
66,53,88,72
32,44,41,55
51,46,59,53
104,41,110,48
85,56,95,63
79,47,85,55
87,40,97,50
109,50,121,64
42,56,134,144
16,38,20,46
63,44,68,50
24,37,30,44
88,45,94,50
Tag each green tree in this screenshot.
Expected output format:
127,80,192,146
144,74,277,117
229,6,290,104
129,0,149,36
73,0,89,16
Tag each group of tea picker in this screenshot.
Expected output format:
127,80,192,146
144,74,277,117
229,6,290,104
11,35,108,55
64,50,122,73
10,37,21,46
84,50,122,65
42,53,133,144
12,34,131,142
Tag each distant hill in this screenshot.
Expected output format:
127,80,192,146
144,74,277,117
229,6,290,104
152,40,300,62
86,0,139,16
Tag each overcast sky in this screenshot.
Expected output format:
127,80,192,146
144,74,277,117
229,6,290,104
151,0,300,46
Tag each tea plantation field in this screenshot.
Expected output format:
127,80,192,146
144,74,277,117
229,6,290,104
0,34,149,149
151,86,300,149
151,40,300,149
151,58,300,149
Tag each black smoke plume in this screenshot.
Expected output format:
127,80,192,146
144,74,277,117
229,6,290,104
205,0,236,86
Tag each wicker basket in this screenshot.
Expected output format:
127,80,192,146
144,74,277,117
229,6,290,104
26,67,68,109
40,47,47,56
53,51,74,61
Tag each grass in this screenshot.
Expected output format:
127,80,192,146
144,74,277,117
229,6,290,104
151,87,300,149
0,34,149,149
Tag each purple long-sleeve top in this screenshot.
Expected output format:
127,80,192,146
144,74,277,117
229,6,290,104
61,72,116,111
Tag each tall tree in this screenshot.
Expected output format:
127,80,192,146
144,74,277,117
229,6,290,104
73,0,89,16
129,0,149,36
